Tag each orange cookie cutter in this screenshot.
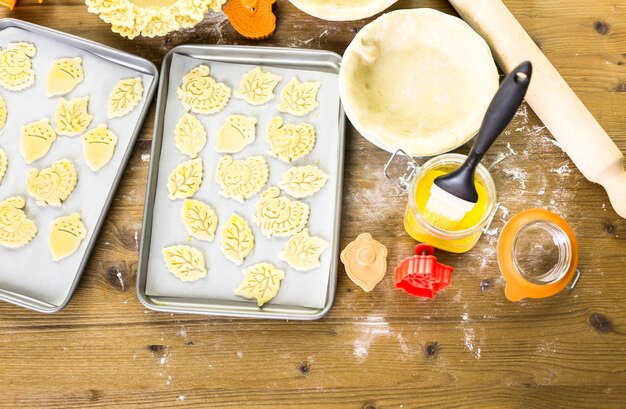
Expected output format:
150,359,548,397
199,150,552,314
224,0,276,40
0,0,43,10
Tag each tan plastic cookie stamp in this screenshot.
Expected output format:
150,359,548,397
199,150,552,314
0,42,37,91
0,95,7,129
278,228,329,271
278,165,328,199
81,124,118,172
26,159,78,206
0,148,7,184
182,198,218,241
48,213,87,261
108,77,144,119
234,67,282,105
20,118,58,164
340,233,388,292
47,57,85,97
278,77,320,116
55,96,93,136
234,262,285,306
221,213,254,265
175,113,207,159
215,115,257,154
266,117,316,163
215,155,269,203
177,65,231,114
254,186,309,238
0,196,38,249
162,244,207,282
167,157,204,200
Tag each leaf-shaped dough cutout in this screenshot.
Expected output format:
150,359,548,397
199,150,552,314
278,228,329,271
177,65,231,114
0,196,38,248
278,165,329,199
0,95,7,129
55,96,93,136
221,213,254,265
0,148,7,184
278,77,320,116
167,158,204,200
0,42,37,91
81,124,118,172
215,115,257,154
47,57,85,97
26,159,78,206
215,155,269,203
175,113,207,158
108,77,144,119
254,186,309,238
162,244,207,282
234,67,282,105
182,198,218,241
19,118,58,164
266,117,316,163
234,262,284,306
48,213,87,261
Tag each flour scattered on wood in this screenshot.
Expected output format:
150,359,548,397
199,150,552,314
352,316,390,363
141,153,151,162
503,168,528,190
551,163,571,175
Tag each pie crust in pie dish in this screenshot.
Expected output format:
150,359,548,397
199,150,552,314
288,0,398,21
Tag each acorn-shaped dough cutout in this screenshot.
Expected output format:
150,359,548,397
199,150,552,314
20,118,57,164
48,213,87,261
47,57,84,97
81,124,118,172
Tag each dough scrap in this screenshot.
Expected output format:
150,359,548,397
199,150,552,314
278,165,328,199
215,155,269,203
82,124,118,172
254,186,309,238
0,148,7,184
20,118,58,164
215,115,257,154
182,198,218,241
177,65,231,114
278,228,329,271
278,77,320,116
234,262,284,306
108,77,144,119
221,213,254,265
266,117,316,163
26,159,78,206
175,113,207,158
162,244,207,282
47,57,85,97
55,96,93,136
48,213,87,261
0,196,38,249
167,157,203,200
234,67,282,105
0,42,37,91
0,95,7,129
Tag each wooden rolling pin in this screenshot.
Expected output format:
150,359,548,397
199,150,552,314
448,0,626,219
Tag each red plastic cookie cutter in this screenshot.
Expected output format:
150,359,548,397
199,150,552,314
394,244,454,298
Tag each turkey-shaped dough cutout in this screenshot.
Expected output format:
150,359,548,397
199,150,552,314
215,115,257,154
254,186,309,238
0,196,38,249
221,213,254,265
55,96,93,136
48,213,87,261
234,67,282,105
182,198,218,242
266,117,316,163
278,77,320,116
26,159,78,206
0,147,7,184
0,42,37,91
108,77,144,119
162,244,207,282
177,65,231,114
81,124,118,172
215,155,268,203
175,113,207,158
278,228,329,271
47,57,85,97
20,118,58,164
167,157,203,200
279,165,329,199
0,95,7,129
234,262,284,306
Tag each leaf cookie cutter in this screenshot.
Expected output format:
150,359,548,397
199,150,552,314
394,244,453,299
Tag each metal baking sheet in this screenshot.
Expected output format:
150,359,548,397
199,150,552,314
137,45,345,320
0,19,157,313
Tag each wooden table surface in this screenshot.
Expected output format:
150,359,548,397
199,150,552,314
1,0,625,407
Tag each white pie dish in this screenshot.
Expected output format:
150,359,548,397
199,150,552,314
288,0,398,21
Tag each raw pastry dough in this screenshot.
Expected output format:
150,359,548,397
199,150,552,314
177,65,231,114
254,186,309,238
215,115,257,154
162,244,207,282
182,198,218,241
215,155,269,203
0,196,38,248
234,67,282,105
48,213,87,261
266,117,316,163
108,77,144,119
20,118,58,164
0,95,7,129
55,96,93,136
167,157,203,200
234,262,284,306
0,42,37,91
0,148,6,184
278,77,320,116
26,159,78,206
81,124,118,172
47,57,85,97
278,165,328,199
278,228,329,271
175,113,207,158
221,213,254,265
288,0,398,21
